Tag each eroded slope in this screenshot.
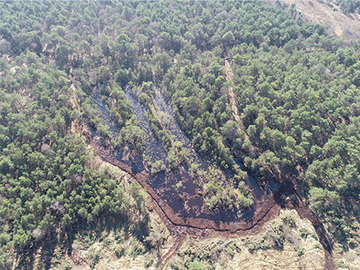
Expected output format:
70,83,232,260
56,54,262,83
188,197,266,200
278,0,360,38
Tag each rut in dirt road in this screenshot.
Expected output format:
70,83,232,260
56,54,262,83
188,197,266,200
159,233,187,270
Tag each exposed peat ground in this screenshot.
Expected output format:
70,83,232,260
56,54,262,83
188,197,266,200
89,86,335,270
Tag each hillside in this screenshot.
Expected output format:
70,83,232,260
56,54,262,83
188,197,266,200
278,0,360,38
1,0,360,269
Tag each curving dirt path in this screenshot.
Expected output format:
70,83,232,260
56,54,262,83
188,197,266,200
159,232,187,270
90,141,335,270
91,141,282,268
88,74,335,269
91,141,280,232
287,181,336,270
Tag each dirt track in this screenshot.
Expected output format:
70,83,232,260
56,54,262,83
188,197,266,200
224,60,246,134
288,182,336,270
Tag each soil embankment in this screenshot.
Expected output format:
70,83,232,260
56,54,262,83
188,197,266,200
92,142,279,232
88,84,335,269
92,142,335,270
286,182,336,270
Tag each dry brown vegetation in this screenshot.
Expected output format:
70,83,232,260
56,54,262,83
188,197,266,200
51,209,326,270
169,210,325,270
278,0,360,38
45,203,360,270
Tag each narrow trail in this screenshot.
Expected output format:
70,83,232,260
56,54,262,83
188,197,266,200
159,233,187,270
286,180,336,270
224,60,246,135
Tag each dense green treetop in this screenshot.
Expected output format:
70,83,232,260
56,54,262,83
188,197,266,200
1,0,360,267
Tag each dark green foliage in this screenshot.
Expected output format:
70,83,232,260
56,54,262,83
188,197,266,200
0,52,148,268
1,0,360,266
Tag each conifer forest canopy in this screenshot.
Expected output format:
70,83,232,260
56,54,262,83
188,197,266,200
1,0,360,269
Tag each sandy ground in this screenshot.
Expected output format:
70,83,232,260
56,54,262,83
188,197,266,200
279,0,360,38
224,60,247,135
166,209,324,270
50,209,324,270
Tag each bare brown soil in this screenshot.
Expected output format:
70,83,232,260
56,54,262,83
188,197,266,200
90,141,335,270
92,142,279,232
224,60,247,135
80,58,337,268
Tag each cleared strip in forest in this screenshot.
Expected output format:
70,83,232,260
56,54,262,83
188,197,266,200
224,60,247,136
124,88,168,165
91,86,120,137
153,87,208,169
